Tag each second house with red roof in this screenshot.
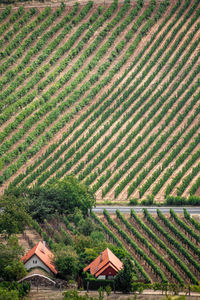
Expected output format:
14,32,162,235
83,248,123,280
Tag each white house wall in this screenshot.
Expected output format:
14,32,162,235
24,254,52,275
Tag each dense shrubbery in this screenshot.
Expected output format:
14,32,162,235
0,236,27,282
24,176,95,221
165,195,200,206
0,281,30,299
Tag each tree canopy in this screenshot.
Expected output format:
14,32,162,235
0,235,26,281
27,176,95,221
0,195,31,236
114,257,138,293
53,245,79,280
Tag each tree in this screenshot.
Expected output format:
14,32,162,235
51,176,95,215
4,260,27,281
114,257,138,293
0,288,19,300
28,176,95,221
54,245,79,280
0,195,31,236
78,218,96,236
0,235,26,281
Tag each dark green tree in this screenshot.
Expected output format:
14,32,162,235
4,260,27,281
54,245,79,280
114,257,138,293
0,288,19,300
0,195,31,236
28,176,95,221
0,235,26,281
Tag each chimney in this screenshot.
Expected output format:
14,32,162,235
42,241,45,253
100,252,103,263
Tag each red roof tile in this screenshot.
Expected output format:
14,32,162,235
83,248,123,277
21,241,57,275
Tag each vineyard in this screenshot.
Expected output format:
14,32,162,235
0,0,199,203
91,209,200,284
31,208,200,285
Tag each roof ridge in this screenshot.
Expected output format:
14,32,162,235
106,247,112,260
21,241,57,275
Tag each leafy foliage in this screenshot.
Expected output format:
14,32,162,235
27,176,95,221
114,257,138,293
54,245,79,280
0,236,26,281
0,195,31,236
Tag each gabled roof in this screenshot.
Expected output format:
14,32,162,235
21,241,57,275
83,248,123,277
95,262,119,278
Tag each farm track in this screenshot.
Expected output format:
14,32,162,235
0,0,199,203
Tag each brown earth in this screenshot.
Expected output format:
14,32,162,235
27,287,200,300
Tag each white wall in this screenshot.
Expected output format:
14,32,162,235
24,254,52,275
97,275,106,280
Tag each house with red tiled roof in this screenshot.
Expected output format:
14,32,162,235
21,241,57,276
83,248,123,280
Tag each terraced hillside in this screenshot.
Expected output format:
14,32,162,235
0,0,199,203
91,209,200,284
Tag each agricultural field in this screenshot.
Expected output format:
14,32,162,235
0,0,199,203
91,209,200,285
33,208,200,285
